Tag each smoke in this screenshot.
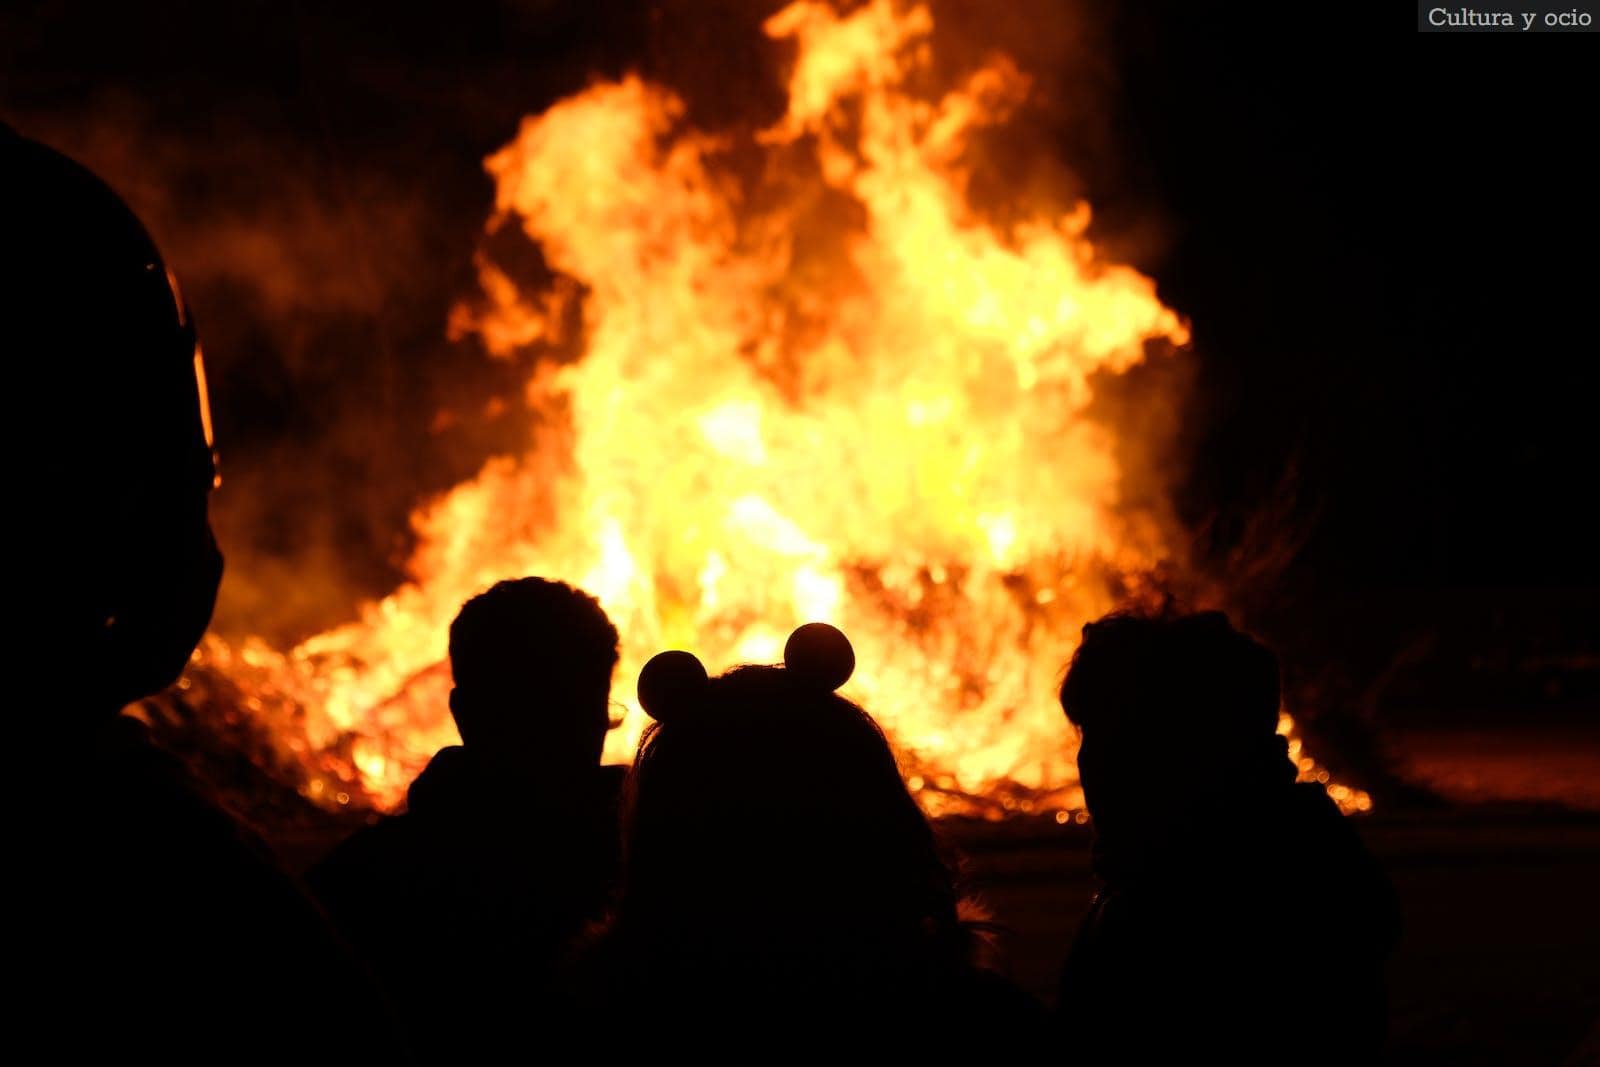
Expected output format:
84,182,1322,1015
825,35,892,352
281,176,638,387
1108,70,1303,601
2,0,653,643
5,95,474,642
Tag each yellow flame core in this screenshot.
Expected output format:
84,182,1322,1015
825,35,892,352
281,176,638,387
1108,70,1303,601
187,0,1366,818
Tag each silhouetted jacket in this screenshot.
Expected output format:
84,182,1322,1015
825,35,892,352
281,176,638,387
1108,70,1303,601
310,746,624,1059
18,715,403,1064
564,912,1048,1052
1060,779,1399,1063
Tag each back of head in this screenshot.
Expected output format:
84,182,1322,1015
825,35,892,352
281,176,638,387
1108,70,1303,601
1058,614,1398,1058
1061,611,1289,831
622,628,966,976
447,577,619,768
6,126,222,719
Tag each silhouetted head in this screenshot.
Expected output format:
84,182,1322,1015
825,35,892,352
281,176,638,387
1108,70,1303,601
1061,611,1291,839
446,578,620,773
7,126,223,719
621,625,967,969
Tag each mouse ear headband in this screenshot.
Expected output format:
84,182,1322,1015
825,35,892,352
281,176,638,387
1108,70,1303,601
637,622,856,724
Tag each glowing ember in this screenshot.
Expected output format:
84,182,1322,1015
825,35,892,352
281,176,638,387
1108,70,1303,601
172,0,1366,818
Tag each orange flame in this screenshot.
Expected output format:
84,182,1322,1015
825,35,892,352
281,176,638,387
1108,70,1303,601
182,0,1367,818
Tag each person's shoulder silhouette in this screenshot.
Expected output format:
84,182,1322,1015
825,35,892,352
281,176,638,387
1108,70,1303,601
5,126,402,1064
1057,610,1400,1063
310,577,625,1060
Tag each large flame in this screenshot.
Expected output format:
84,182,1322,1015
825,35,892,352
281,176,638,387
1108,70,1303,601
178,0,1367,819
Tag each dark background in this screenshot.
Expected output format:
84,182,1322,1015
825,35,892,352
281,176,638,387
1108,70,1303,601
4,0,1596,794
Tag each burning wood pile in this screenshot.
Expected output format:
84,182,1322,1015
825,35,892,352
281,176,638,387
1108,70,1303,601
148,0,1364,821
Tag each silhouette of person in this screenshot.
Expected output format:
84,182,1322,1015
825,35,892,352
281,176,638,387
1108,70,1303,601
6,125,403,1063
569,623,1044,1052
310,577,625,1061
1056,611,1399,1063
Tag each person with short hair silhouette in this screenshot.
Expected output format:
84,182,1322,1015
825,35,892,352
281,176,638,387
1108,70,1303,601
311,577,624,1061
1057,611,1399,1063
7,124,403,1063
571,623,1044,1051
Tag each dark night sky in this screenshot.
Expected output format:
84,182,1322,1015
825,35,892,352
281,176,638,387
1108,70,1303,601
5,2,1595,746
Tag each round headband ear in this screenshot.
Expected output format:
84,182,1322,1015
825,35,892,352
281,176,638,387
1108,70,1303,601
637,649,708,724
784,622,855,691
637,623,855,723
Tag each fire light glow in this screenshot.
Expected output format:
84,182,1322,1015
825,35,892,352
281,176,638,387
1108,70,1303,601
173,0,1368,819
